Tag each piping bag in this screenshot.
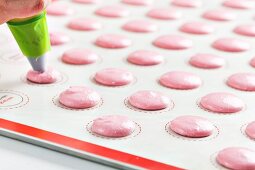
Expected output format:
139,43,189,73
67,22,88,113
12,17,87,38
7,11,51,72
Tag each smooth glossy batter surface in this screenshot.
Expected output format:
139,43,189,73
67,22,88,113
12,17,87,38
234,24,255,37
47,3,74,16
227,73,255,91
245,121,255,139
200,92,244,113
159,71,202,90
59,86,101,109
216,147,255,170
223,0,255,9
147,8,182,20
212,38,250,52
171,0,202,8
122,0,152,6
189,53,225,69
250,57,255,67
67,18,102,31
153,35,193,50
127,50,164,66
50,32,70,46
62,48,99,65
95,34,132,48
91,115,135,137
202,9,236,21
128,90,172,110
94,68,134,86
122,20,158,33
170,115,214,138
26,68,60,84
95,6,130,18
72,0,97,4
180,22,214,34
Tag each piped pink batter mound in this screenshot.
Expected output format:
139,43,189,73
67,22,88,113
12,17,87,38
245,121,255,139
202,9,236,21
47,2,74,16
227,73,255,91
153,35,193,50
171,0,202,8
26,68,60,84
212,38,250,52
95,34,132,49
200,92,244,113
91,115,135,137
72,0,97,4
159,71,202,90
127,50,164,66
123,20,158,33
59,86,101,109
62,48,99,65
189,53,225,69
170,115,214,138
234,24,255,37
223,0,255,10
180,22,214,34
122,0,152,6
95,6,130,18
94,68,134,86
216,147,255,170
250,57,255,68
147,8,182,20
50,32,70,46
67,18,102,31
128,90,172,111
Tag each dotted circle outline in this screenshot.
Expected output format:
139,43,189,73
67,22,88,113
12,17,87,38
240,123,255,141
124,97,175,114
20,72,68,87
85,120,141,140
165,121,219,141
210,152,229,170
0,90,29,110
52,95,103,111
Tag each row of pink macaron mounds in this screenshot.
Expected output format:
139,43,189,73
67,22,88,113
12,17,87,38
51,0,255,10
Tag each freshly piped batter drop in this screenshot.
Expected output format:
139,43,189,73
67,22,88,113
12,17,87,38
123,20,158,33
189,53,225,69
180,22,214,34
234,24,255,37
169,115,214,138
153,35,193,50
127,50,164,66
95,6,130,18
171,0,202,8
94,68,134,86
202,9,236,21
91,115,135,137
147,8,182,20
159,71,202,90
216,147,255,170
72,0,97,4
26,68,60,84
128,90,172,111
212,38,250,52
95,34,132,49
47,2,74,16
223,0,255,9
250,57,255,68
200,92,244,113
67,18,102,31
227,73,255,91
50,32,70,46
62,49,99,65
122,0,152,6
245,121,255,139
59,86,101,109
